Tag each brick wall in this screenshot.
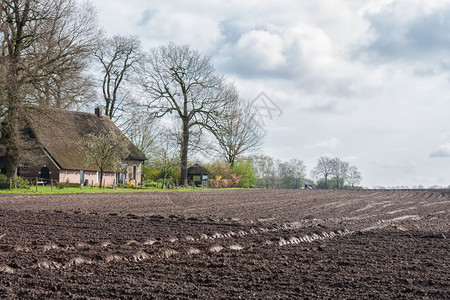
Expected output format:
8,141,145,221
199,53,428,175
60,170,116,186
124,160,143,184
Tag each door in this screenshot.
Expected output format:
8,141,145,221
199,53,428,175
115,172,124,184
40,167,50,182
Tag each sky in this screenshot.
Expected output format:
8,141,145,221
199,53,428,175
90,0,450,188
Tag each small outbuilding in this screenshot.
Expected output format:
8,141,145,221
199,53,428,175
303,179,315,189
187,163,210,187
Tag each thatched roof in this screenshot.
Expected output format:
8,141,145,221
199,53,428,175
187,163,210,175
23,106,146,171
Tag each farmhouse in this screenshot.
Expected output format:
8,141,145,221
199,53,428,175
0,107,146,186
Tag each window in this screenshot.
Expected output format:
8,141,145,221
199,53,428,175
133,165,137,180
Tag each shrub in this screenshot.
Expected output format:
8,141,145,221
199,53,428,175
15,177,30,189
0,175,30,189
127,181,136,189
229,173,241,187
145,181,158,188
0,174,9,189
206,162,231,179
231,158,257,188
208,179,234,188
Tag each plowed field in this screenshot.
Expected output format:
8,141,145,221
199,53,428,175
0,189,449,299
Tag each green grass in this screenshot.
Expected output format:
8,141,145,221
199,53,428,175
0,185,235,195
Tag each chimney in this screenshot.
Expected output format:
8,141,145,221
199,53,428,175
95,107,102,118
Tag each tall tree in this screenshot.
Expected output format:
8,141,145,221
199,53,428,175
1,0,34,178
277,158,306,189
0,0,98,178
347,165,362,188
214,99,265,167
330,157,350,189
312,156,333,188
138,43,234,185
94,35,141,120
252,154,277,189
27,0,98,109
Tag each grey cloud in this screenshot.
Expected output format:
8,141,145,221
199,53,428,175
137,9,155,26
405,11,450,53
430,143,450,158
357,5,450,63
218,20,246,45
430,150,450,158
430,151,450,158
304,101,338,114
217,44,356,99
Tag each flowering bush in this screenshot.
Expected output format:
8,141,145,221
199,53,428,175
127,181,136,189
208,178,235,188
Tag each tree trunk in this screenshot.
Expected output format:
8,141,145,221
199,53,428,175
229,155,235,168
3,108,19,179
3,65,21,179
162,172,167,189
99,170,104,188
180,119,189,186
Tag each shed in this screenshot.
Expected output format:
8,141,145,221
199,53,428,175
303,179,315,189
187,163,210,187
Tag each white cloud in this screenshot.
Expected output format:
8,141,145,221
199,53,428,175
234,29,286,71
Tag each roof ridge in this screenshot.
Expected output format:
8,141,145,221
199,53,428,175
24,105,104,118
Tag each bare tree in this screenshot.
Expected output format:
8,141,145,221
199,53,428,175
122,108,158,158
27,0,98,109
0,0,98,178
277,158,306,189
94,35,141,120
347,165,362,188
252,154,277,189
214,99,265,167
149,132,180,189
77,131,129,188
138,43,234,185
330,157,350,189
312,156,333,188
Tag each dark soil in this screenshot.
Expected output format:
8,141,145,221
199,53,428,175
0,189,449,299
